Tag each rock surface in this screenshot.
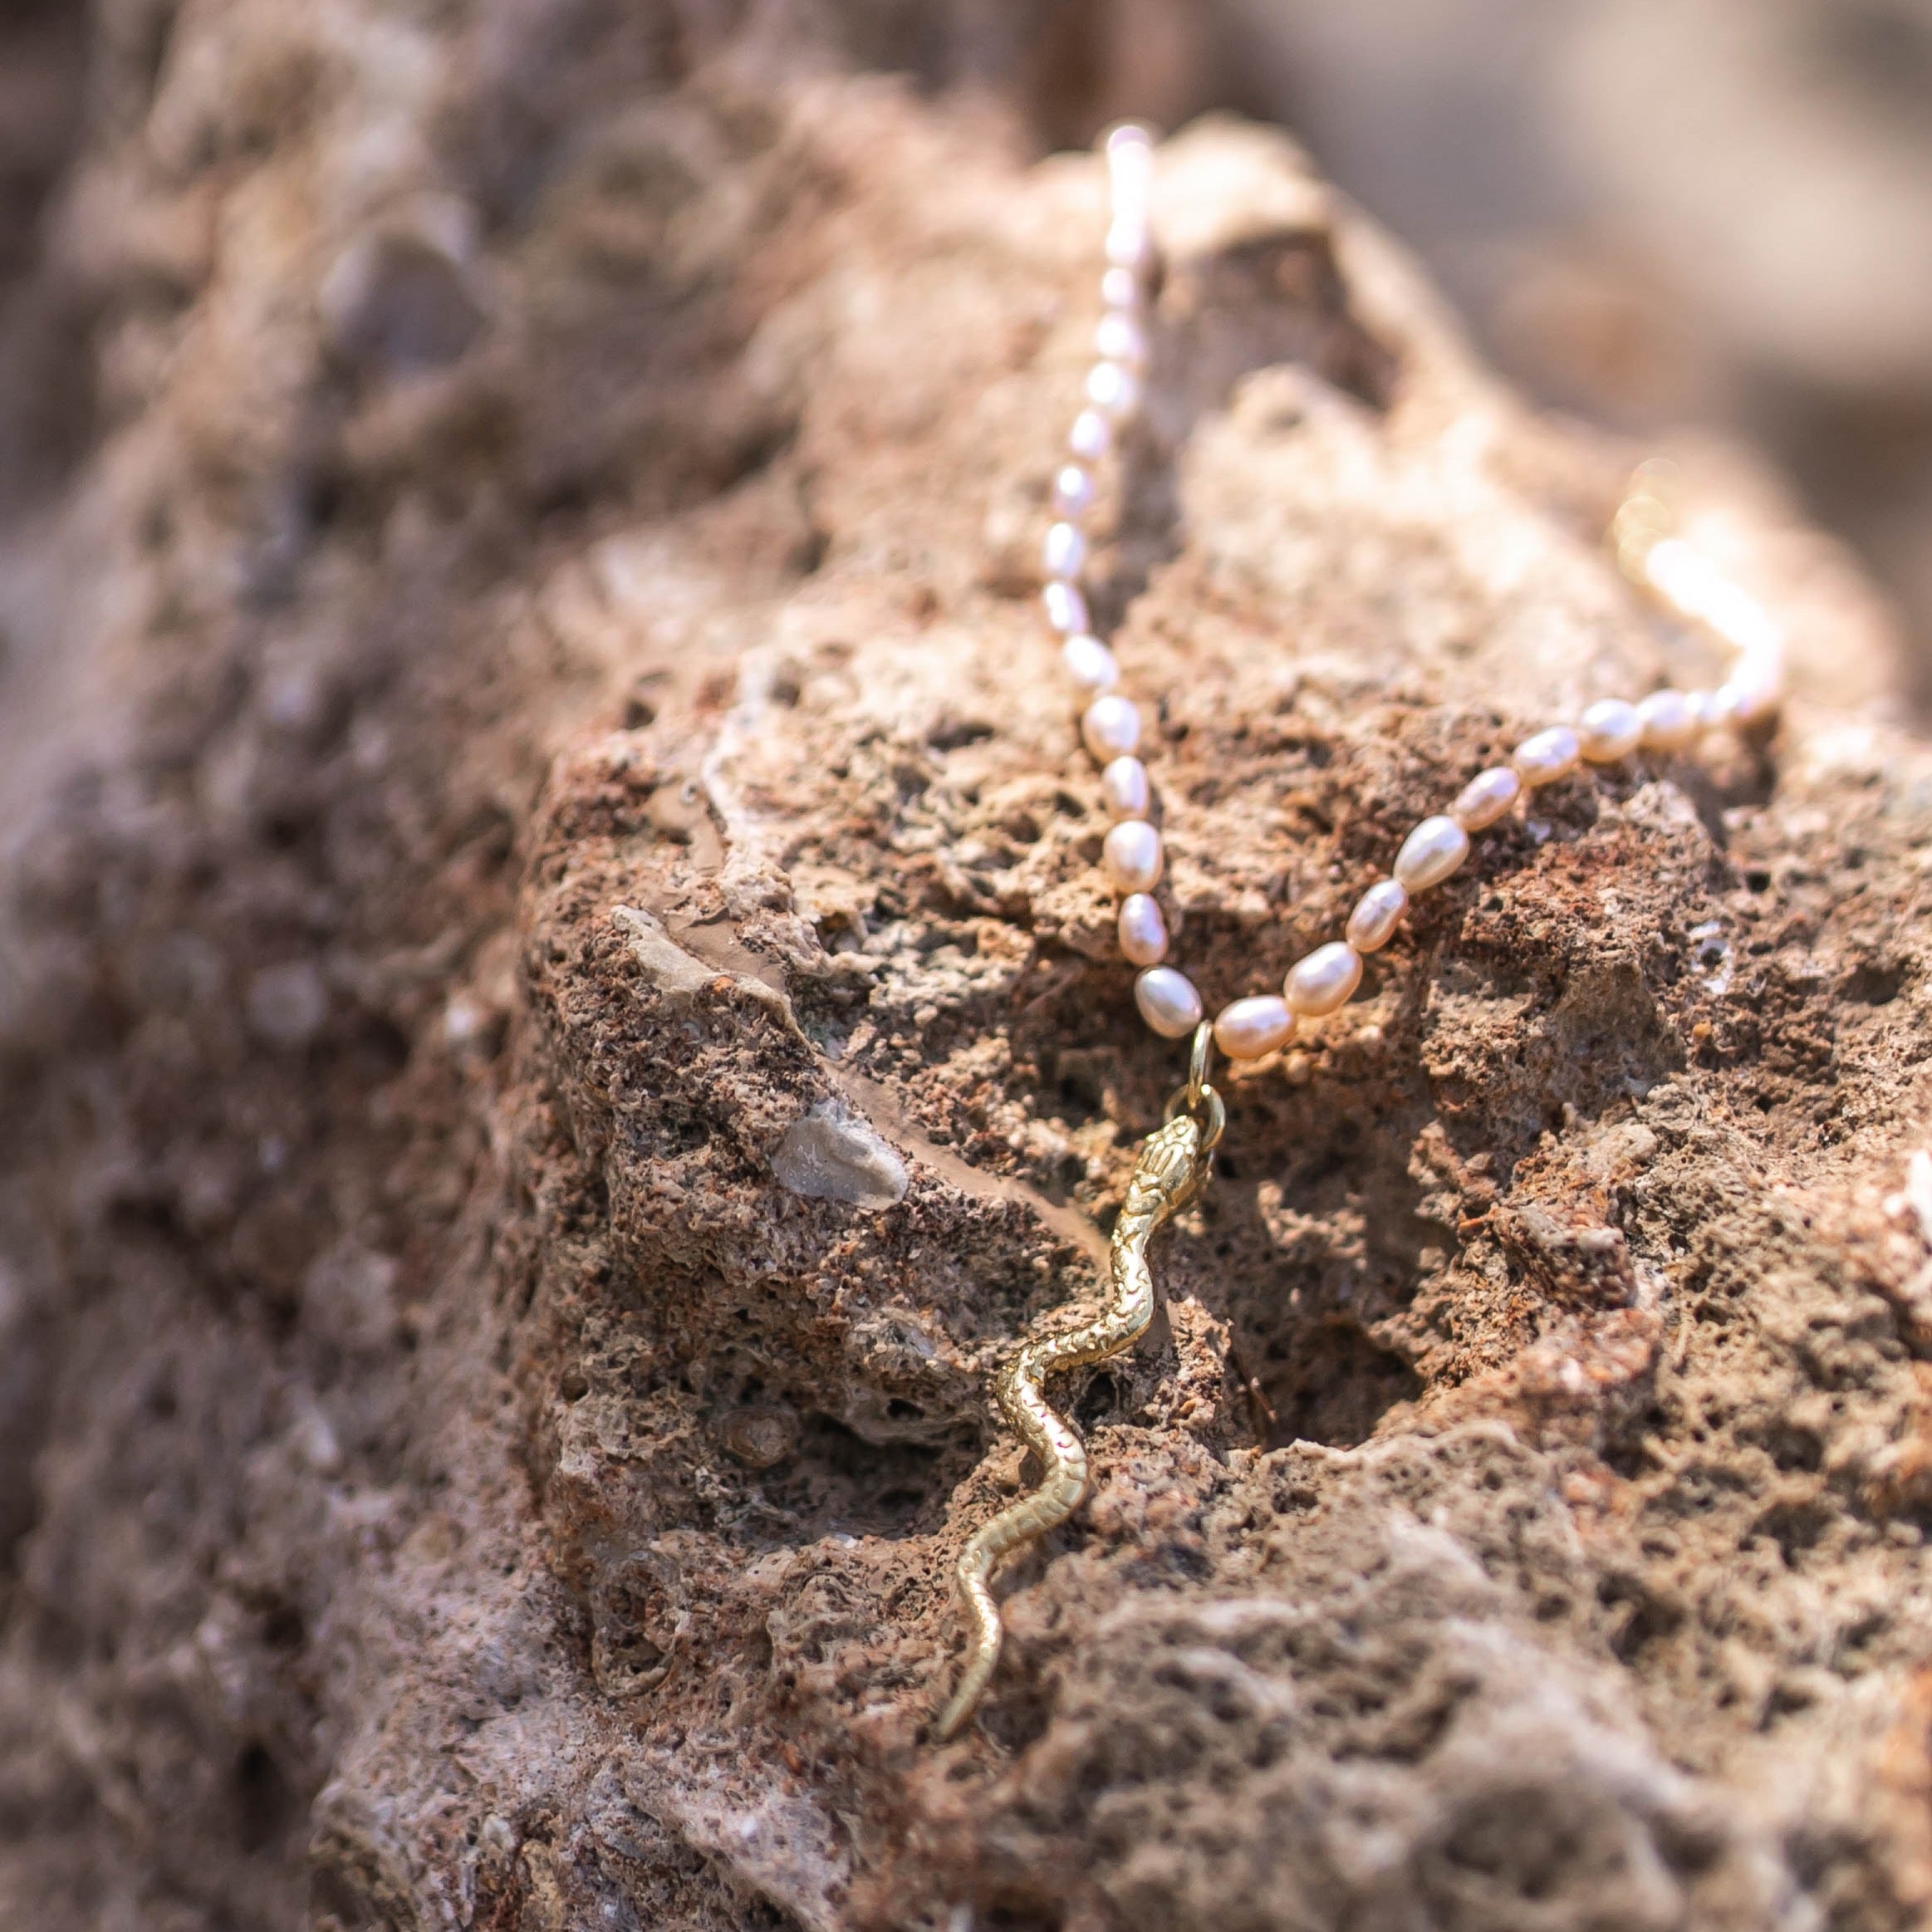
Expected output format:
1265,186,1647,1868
1,6,1930,1930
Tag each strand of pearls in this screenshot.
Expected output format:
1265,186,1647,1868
1043,126,1787,1062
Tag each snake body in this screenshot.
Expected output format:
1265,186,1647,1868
934,1111,1209,1739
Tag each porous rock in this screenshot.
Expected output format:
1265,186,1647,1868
0,6,1930,1931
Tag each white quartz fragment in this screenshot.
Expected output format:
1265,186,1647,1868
612,905,715,995
772,1101,908,1208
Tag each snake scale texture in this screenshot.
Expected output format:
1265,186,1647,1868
934,1111,1209,1739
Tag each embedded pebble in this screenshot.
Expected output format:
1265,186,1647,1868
772,1101,909,1208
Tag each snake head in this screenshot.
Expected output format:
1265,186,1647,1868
1169,1140,1214,1216
1174,1145,1212,1213
1132,1111,1214,1219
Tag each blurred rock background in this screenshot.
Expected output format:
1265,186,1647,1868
0,0,88,524
7,0,1932,679
1033,0,1932,700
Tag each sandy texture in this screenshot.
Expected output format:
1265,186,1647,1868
2,6,1930,1930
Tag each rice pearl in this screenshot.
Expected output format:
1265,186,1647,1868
1648,540,1781,658
1043,521,1087,581
1105,124,1153,184
1069,409,1112,462
1086,360,1141,419
1052,464,1096,519
1684,689,1720,730
1105,131,1153,213
1513,724,1581,787
1393,816,1470,892
1095,311,1148,367
1110,188,1150,228
1100,266,1140,310
1108,174,1150,225
1100,754,1150,820
1135,966,1202,1038
1062,635,1117,693
1577,698,1643,763
1634,689,1696,750
1105,220,1150,271
1345,879,1408,953
1451,765,1521,831
1102,818,1162,892
1714,655,1783,726
1043,580,1089,635
1081,694,1140,761
1284,941,1363,1017
1214,995,1295,1062
1117,893,1167,966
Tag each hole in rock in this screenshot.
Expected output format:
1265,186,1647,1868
927,713,996,752
1075,1371,1121,1428
233,1743,295,1856
755,1414,959,1543
1753,1497,1832,1567
257,1596,306,1651
1597,1572,1684,1661
1201,1110,1445,1449
1433,1784,1590,1905
977,1903,1062,1932
1259,1322,1420,1449
1844,959,1905,1005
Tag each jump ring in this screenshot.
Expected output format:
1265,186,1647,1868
1163,1075,1226,1155
1186,1021,1214,1109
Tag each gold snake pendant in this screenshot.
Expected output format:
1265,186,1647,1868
934,1038,1223,1739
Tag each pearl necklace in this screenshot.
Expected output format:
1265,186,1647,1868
1057,124,1786,1058
935,123,1787,1740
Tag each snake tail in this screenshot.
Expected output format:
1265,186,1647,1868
934,1111,1208,1739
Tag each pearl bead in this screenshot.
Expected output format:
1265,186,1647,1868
1512,724,1581,787
1684,689,1719,729
1100,754,1150,820
1043,580,1088,635
1577,698,1643,763
1043,521,1087,581
1646,539,1781,658
1095,311,1147,367
1086,360,1140,420
1100,266,1140,310
1284,941,1362,1017
1102,819,1161,892
1062,635,1117,693
1105,123,1153,185
1117,893,1167,965
1106,138,1152,219
1451,766,1521,831
1714,654,1783,726
1105,220,1150,271
1135,966,1202,1038
1393,815,1470,891
1345,879,1408,953
1214,995,1294,1062
1635,689,1697,750
1069,409,1111,462
1081,694,1140,761
1052,464,1096,519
